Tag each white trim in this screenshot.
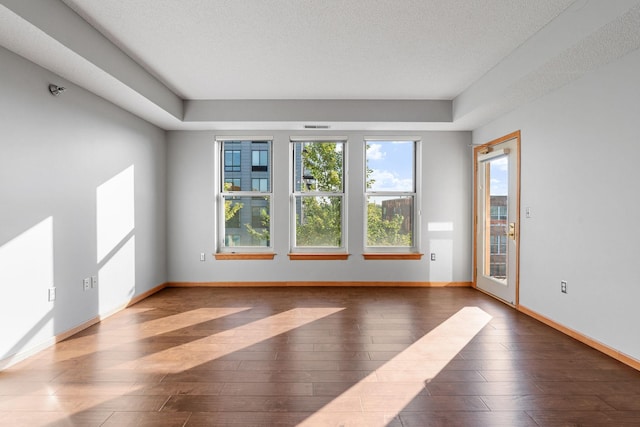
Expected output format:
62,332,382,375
290,136,348,142
216,135,273,142
364,139,420,253
217,139,274,252
364,136,422,142
290,139,347,252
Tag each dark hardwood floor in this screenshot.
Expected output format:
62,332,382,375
1,287,639,426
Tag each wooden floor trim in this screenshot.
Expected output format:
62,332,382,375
519,305,640,371
0,282,168,371
167,281,473,288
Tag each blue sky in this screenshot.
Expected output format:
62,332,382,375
489,156,508,196
367,141,509,196
366,141,414,192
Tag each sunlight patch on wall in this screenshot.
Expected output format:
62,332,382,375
96,166,134,263
0,217,54,358
98,235,135,315
427,222,454,231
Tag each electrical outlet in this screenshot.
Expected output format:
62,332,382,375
561,280,567,293
91,276,98,288
430,253,436,261
83,277,90,291
200,252,206,262
48,288,56,302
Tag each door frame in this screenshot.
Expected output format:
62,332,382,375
473,130,521,307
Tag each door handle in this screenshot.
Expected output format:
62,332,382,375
508,222,516,240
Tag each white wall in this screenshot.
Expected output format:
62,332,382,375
167,130,472,284
0,47,167,363
473,48,640,361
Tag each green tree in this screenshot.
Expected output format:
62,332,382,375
223,183,242,224
366,202,411,246
245,204,270,245
295,143,343,246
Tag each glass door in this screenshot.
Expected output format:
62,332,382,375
475,133,520,305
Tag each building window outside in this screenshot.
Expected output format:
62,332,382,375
252,205,268,228
224,178,241,191
490,205,507,220
252,178,268,192
490,262,506,278
365,139,418,251
291,140,345,250
252,149,268,172
225,234,241,247
218,139,272,251
224,149,241,172
490,234,507,254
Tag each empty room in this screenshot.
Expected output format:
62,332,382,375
1,1,640,426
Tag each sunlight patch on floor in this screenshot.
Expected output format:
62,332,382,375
114,307,346,372
299,306,493,425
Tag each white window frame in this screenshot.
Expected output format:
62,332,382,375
216,136,273,253
290,136,348,253
364,137,421,253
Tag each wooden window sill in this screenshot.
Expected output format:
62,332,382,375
288,253,350,261
214,253,276,260
362,253,424,260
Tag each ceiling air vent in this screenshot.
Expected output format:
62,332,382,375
304,125,330,129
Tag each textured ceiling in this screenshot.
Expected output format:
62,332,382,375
3,0,639,130
61,0,575,100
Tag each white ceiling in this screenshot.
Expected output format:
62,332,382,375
2,0,640,131
61,0,574,100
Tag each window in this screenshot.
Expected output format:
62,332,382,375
490,204,507,220
252,206,267,228
224,149,241,172
365,139,418,251
490,234,507,254
224,178,241,191
291,139,346,251
225,234,240,247
252,178,268,192
490,262,506,278
252,149,268,172
218,138,272,251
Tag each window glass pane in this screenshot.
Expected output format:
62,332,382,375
222,140,270,192
366,195,413,247
293,142,343,193
486,156,508,280
295,195,342,247
252,150,268,166
366,141,414,192
222,195,270,247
